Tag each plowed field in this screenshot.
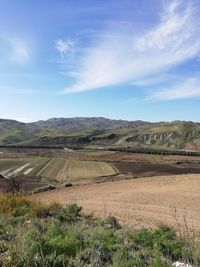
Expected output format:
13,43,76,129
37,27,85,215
32,174,200,231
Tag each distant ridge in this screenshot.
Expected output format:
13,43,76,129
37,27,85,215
0,117,200,151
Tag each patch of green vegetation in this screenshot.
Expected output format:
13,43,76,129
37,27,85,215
0,127,34,144
0,195,200,266
0,159,28,172
31,184,57,194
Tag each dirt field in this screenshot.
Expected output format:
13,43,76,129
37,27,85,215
115,162,200,177
32,174,200,231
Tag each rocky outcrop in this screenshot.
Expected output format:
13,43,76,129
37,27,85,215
126,132,177,146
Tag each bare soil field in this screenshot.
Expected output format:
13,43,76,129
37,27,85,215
32,174,200,231
115,162,200,177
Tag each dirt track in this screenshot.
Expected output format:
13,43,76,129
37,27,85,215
32,174,200,230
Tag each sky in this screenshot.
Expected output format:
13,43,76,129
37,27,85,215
0,0,200,122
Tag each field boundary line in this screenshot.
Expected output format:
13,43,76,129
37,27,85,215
36,158,53,176
108,162,119,174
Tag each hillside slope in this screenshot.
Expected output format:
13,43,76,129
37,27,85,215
0,118,200,150
119,121,200,150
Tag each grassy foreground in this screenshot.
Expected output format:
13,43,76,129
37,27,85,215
0,195,199,266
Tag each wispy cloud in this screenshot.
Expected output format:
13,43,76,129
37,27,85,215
148,77,200,100
55,38,77,58
0,86,36,95
62,0,200,94
9,38,30,64
0,35,31,64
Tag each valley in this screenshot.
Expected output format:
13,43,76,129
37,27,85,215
1,118,200,231
1,146,200,194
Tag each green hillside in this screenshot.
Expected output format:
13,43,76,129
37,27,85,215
0,118,200,150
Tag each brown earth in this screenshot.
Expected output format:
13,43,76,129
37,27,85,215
31,174,200,231
0,175,47,193
114,162,200,177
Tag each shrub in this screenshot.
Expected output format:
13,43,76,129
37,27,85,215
44,224,84,257
61,181,72,188
7,221,84,266
152,226,182,259
105,216,121,229
110,248,146,267
130,226,182,260
57,204,82,222
31,184,57,194
150,257,172,267
88,228,118,265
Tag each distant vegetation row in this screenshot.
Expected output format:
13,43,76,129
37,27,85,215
110,146,200,157
1,144,200,156
0,144,86,150
0,145,64,149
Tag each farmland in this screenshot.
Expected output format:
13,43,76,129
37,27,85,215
1,147,200,231
0,148,118,192
32,173,200,231
37,158,116,182
0,157,50,176
1,147,200,194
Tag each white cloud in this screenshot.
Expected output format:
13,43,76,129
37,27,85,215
55,38,77,58
9,38,30,63
0,35,31,64
148,77,200,100
62,0,200,94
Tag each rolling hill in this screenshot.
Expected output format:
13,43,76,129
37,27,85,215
0,118,200,150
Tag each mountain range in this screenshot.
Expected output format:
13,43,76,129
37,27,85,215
0,117,200,151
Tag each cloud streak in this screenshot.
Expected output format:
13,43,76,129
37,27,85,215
0,35,31,64
62,0,200,94
0,86,36,95
149,77,200,100
9,38,30,64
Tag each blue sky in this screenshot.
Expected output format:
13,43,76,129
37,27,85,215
0,0,200,122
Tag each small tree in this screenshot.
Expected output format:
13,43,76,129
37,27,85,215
0,173,21,195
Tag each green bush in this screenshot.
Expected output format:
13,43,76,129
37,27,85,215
150,257,172,267
57,204,82,222
130,226,182,260
105,216,121,229
31,184,57,194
